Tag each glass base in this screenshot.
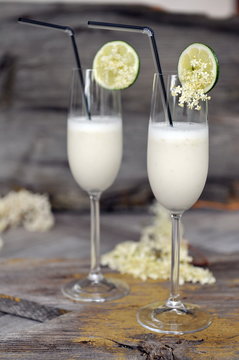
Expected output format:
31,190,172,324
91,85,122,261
137,301,213,335
62,276,129,303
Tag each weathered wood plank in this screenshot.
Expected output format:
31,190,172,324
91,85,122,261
0,255,238,359
0,209,238,358
0,314,37,335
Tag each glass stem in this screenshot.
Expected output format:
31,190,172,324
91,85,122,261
167,212,185,309
88,192,103,283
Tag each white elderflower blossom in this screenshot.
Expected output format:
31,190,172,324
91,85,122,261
102,203,215,285
99,48,136,89
0,189,54,232
172,58,212,110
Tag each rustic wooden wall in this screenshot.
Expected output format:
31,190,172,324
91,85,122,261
0,3,238,210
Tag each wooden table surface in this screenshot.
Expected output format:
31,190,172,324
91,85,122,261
0,209,238,359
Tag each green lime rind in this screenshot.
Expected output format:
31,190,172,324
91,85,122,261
93,40,140,90
204,43,219,92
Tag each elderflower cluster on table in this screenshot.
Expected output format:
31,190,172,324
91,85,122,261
0,189,54,233
102,203,215,285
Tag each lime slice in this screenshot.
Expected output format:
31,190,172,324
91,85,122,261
178,43,219,93
93,41,140,90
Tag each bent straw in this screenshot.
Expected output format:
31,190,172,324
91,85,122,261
18,17,91,119
88,21,173,126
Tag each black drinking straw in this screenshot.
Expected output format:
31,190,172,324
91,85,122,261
88,21,173,126
18,17,91,120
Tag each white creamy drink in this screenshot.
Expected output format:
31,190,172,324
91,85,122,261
68,116,122,193
147,122,208,212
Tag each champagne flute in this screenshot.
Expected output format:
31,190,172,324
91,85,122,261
137,73,212,334
62,69,129,302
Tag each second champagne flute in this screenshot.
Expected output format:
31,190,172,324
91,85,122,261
62,69,129,302
137,73,212,334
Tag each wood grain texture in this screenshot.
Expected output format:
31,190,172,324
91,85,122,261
0,255,238,359
0,206,238,358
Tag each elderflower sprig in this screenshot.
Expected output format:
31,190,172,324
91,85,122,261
172,58,212,110
0,189,54,232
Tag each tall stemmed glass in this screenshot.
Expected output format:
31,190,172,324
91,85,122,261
62,69,129,302
137,74,212,334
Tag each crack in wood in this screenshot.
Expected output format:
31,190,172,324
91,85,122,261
108,337,204,360
0,53,17,108
20,105,68,113
137,338,204,360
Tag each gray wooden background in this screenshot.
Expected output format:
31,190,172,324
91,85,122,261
0,2,238,210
